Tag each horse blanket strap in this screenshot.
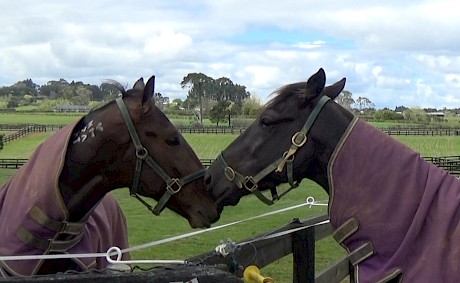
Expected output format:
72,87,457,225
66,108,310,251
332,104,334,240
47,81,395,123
348,242,374,266
328,117,460,282
0,120,130,276
332,218,359,244
16,226,84,253
29,206,84,235
115,98,205,215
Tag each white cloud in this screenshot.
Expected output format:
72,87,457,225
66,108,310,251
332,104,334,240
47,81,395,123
144,29,193,60
1,0,460,109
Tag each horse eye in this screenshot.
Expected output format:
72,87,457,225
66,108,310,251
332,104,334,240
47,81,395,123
260,117,292,127
166,136,180,146
259,117,273,127
146,131,156,137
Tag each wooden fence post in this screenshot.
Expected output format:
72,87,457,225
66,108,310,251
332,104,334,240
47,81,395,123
292,223,315,283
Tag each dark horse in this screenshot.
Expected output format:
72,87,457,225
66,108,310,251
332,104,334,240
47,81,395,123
0,76,220,277
206,68,460,282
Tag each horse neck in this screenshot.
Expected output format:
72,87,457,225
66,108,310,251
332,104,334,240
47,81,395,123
304,103,354,193
59,117,130,222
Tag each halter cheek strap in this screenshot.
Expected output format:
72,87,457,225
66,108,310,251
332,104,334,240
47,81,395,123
217,95,331,205
116,98,205,215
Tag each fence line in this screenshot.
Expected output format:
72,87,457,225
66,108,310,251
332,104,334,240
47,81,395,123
2,156,460,176
3,123,460,136
1,125,47,144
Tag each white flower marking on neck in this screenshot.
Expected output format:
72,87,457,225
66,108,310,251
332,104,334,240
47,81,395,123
72,120,104,144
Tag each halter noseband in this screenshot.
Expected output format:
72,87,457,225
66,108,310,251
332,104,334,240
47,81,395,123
116,98,205,215
217,95,330,205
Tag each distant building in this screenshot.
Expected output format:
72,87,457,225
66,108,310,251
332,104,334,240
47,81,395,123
53,104,91,112
427,112,445,117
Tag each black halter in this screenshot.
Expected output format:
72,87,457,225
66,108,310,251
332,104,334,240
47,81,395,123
116,98,205,215
216,96,330,205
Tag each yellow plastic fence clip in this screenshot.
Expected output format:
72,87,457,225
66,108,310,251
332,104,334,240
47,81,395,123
243,265,274,283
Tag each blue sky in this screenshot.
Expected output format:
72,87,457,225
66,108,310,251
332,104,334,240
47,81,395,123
1,0,460,109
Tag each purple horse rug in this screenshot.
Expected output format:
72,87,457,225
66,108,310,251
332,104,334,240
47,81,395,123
328,117,460,283
0,120,130,277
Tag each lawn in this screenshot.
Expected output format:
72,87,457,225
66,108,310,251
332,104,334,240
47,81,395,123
1,115,460,281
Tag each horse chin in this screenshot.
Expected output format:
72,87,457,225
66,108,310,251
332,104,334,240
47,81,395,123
187,210,221,228
216,189,244,208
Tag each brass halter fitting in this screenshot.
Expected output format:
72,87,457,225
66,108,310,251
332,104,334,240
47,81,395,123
166,178,182,194
224,166,236,181
276,131,307,172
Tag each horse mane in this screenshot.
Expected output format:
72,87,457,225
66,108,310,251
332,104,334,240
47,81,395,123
103,79,127,95
87,80,127,114
264,81,308,110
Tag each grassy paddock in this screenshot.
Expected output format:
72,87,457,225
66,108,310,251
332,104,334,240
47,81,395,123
0,113,83,125
1,114,460,280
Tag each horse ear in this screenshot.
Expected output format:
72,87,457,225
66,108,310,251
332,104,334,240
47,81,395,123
144,76,155,103
142,75,155,112
306,68,326,97
322,78,346,100
133,77,145,91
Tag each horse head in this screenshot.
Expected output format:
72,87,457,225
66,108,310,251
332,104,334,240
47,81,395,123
60,76,220,228
205,68,353,209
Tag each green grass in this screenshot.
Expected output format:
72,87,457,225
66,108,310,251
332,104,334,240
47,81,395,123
0,132,54,158
0,113,82,125
394,136,460,156
182,133,236,158
2,116,460,281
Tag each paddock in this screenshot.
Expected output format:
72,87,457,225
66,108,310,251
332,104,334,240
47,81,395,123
2,120,460,281
1,157,460,282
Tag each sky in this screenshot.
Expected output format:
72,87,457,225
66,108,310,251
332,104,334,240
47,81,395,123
1,0,460,110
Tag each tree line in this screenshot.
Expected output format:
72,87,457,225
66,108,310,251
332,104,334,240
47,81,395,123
3,75,454,126
0,78,123,109
0,75,262,125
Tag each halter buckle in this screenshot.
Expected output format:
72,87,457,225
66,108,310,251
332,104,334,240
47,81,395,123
166,178,182,194
243,176,258,192
136,147,149,159
224,167,236,181
282,151,295,162
291,132,307,147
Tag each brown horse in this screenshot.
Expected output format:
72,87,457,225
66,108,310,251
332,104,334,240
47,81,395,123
0,76,220,277
205,69,460,282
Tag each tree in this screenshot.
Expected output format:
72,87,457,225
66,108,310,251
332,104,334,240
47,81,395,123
209,100,231,126
0,79,39,98
242,95,263,116
181,73,251,123
336,90,355,111
355,96,375,111
181,73,214,125
403,108,429,123
172,98,183,107
374,109,404,120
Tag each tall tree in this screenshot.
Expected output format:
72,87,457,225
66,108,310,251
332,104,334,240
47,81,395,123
356,96,375,111
336,90,355,111
181,73,213,125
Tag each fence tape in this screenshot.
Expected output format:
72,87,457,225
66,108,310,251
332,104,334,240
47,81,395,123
0,197,329,264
